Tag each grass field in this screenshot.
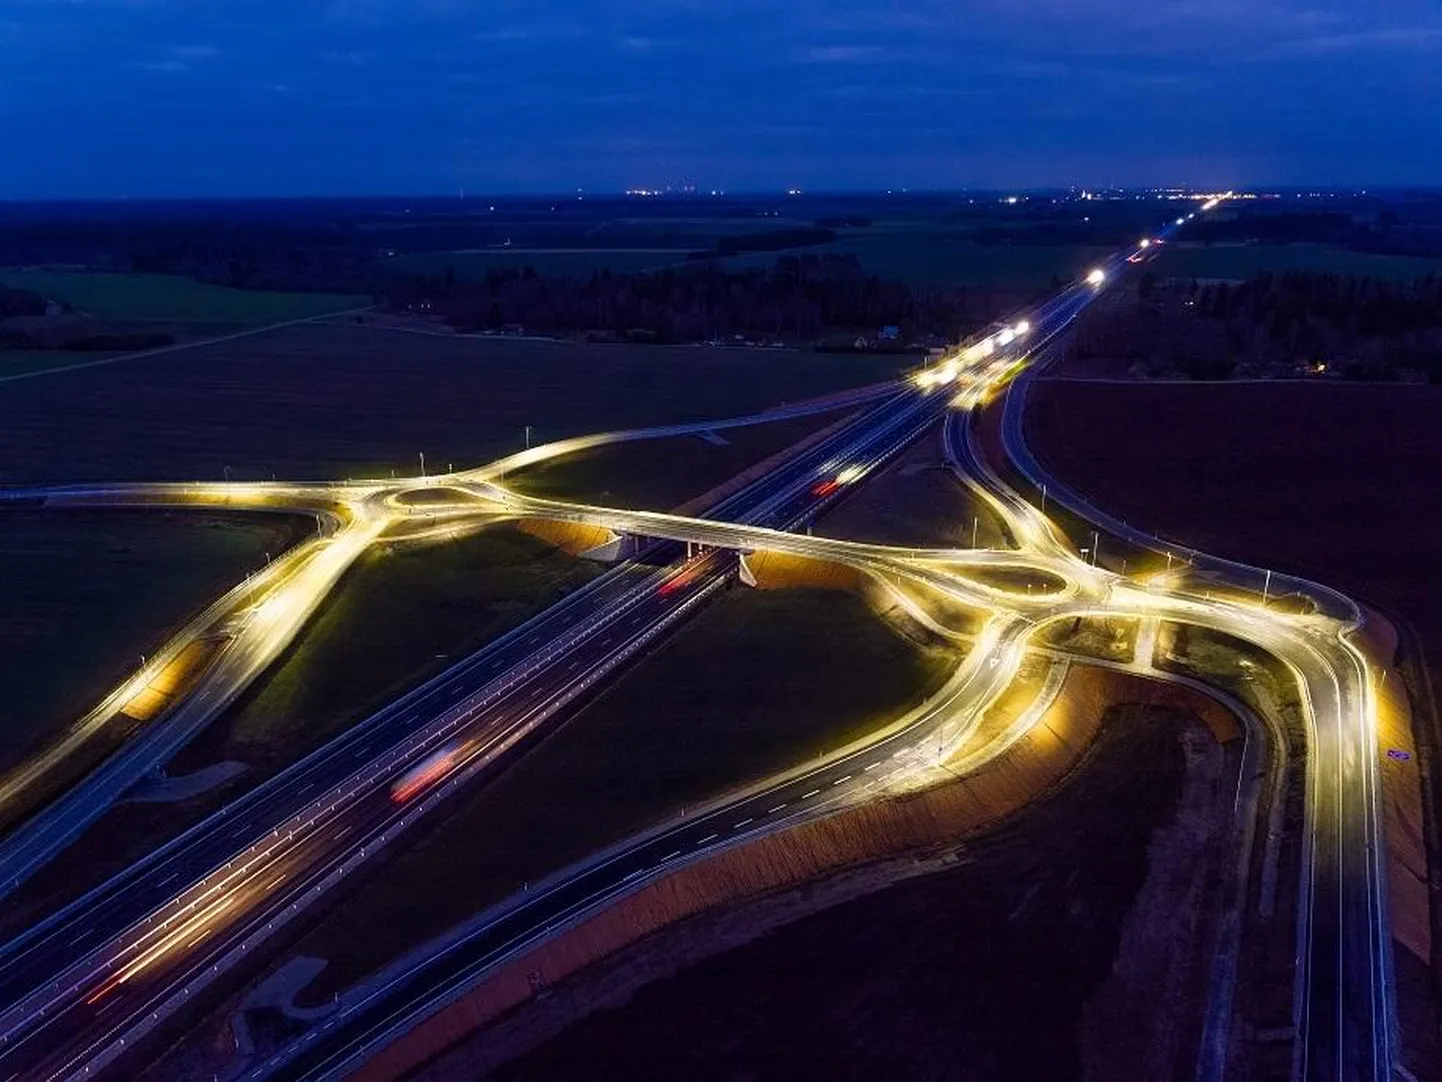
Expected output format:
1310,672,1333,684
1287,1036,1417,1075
494,701,1192,1082
0,351,123,379
816,431,1011,549
0,322,909,484
184,524,600,770
386,250,685,280
509,410,845,511
1151,244,1442,282
293,587,957,995
0,510,299,778
589,216,815,240
1026,381,1442,649
0,271,365,323
725,236,1112,291
0,525,599,939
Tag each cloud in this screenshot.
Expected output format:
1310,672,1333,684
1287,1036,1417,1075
133,43,218,73
469,22,587,45
471,27,536,43
1268,24,1442,56
581,91,650,105
819,82,970,100
796,44,911,64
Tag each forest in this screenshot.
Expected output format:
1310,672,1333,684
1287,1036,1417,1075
1080,269,1442,381
381,253,978,345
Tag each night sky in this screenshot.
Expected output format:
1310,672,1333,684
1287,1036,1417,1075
4,0,1440,198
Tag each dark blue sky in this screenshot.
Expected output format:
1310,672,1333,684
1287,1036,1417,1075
4,0,1440,198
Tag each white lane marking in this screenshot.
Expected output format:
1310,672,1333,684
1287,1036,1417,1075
832,775,851,785
696,833,718,846
660,850,682,863
733,818,753,829
862,762,881,772
801,789,821,800
767,803,787,814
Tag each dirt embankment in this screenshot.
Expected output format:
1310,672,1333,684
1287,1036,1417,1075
513,517,614,557
1078,720,1232,1080
356,667,1239,1081
1357,606,1431,964
743,549,865,593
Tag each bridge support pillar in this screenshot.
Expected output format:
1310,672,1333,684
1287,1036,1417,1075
580,531,645,564
737,553,758,588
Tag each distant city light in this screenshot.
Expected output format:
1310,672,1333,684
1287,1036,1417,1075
1086,268,1106,286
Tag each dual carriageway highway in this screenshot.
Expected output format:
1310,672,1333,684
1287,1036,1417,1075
0,345,966,1081
0,200,1398,1081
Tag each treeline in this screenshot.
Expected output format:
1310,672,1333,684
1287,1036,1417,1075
126,223,371,293
1186,212,1355,246
382,253,974,343
1197,271,1442,380
1188,209,1442,258
1083,269,1442,381
0,219,372,295
1195,271,1442,337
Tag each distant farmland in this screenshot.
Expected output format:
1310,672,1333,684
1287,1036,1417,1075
0,509,294,777
0,322,908,484
385,249,685,280
0,271,365,323
0,351,115,379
